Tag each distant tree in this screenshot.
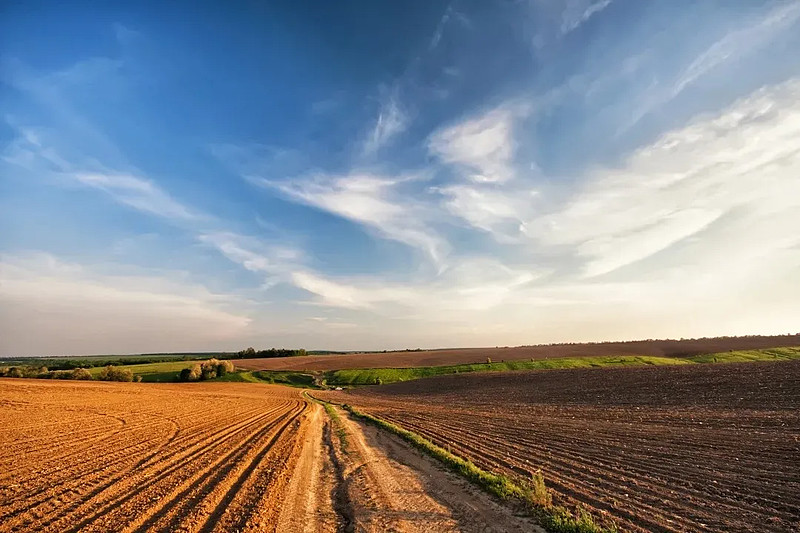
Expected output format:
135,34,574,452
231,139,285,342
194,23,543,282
237,347,257,359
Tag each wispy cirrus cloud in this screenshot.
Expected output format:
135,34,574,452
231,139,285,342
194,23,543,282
290,257,538,313
362,89,409,156
560,0,613,34
620,1,800,135
525,78,800,277
252,172,448,264
74,172,201,221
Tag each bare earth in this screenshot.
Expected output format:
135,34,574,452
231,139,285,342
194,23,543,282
325,360,800,533
236,334,800,371
0,379,540,533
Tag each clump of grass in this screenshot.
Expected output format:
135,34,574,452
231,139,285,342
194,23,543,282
340,403,617,533
323,402,349,450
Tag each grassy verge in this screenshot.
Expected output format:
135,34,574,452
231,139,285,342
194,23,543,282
304,392,348,450
323,402,349,450
687,346,800,364
336,401,616,533
326,355,688,386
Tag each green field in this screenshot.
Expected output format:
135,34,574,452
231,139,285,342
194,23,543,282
687,347,800,364
214,370,318,388
86,360,203,382
325,355,690,386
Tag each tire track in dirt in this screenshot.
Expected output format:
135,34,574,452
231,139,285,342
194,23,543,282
328,404,543,533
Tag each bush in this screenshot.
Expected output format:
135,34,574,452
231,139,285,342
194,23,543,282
179,365,202,382
97,365,134,382
177,359,236,382
70,368,93,380
8,367,24,378
200,360,218,380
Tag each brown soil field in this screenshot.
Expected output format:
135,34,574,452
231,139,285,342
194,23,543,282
323,359,800,533
0,379,315,533
237,334,800,371
0,379,545,533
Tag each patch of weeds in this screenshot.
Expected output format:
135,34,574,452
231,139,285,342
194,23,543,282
323,402,349,451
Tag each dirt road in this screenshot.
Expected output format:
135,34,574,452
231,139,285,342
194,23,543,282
326,404,542,533
0,379,541,533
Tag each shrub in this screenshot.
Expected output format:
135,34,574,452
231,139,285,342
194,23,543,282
178,359,235,382
200,360,218,380
70,368,93,380
97,365,134,382
8,367,23,378
179,364,202,382
216,359,234,377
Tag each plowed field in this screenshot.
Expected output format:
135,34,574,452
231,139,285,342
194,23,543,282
236,334,800,371
325,360,800,533
0,379,313,533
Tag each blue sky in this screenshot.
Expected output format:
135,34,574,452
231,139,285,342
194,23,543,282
2,0,800,356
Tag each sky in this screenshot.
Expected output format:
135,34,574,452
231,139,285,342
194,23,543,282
2,0,800,356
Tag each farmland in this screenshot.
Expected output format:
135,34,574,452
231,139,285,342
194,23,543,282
323,359,800,532
0,380,317,532
236,334,800,371
0,378,545,533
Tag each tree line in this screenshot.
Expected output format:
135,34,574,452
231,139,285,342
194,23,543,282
234,347,307,359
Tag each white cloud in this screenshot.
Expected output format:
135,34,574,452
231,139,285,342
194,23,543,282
258,173,448,264
435,183,538,242
197,231,302,288
672,2,800,99
525,78,800,277
363,90,408,155
560,0,613,34
0,253,251,356
286,77,800,344
291,258,538,313
3,121,201,224
429,107,517,183
621,1,800,134
74,172,200,221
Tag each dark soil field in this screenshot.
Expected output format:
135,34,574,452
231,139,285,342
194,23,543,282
324,359,800,533
237,334,800,371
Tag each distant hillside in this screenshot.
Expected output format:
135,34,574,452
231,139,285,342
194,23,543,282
236,334,800,371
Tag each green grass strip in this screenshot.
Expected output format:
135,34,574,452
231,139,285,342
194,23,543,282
336,401,618,533
687,346,800,364
326,355,688,386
